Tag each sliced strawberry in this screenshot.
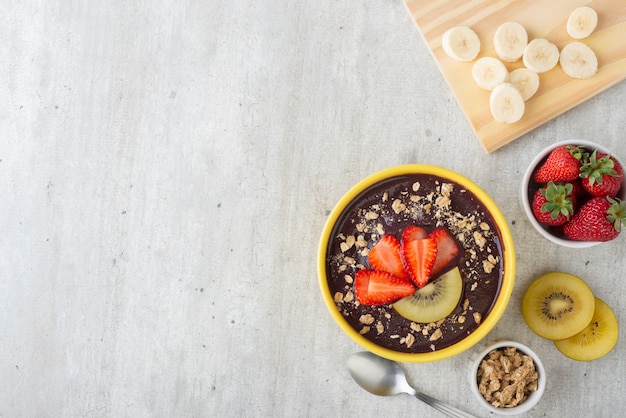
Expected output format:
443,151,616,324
401,236,437,288
401,225,429,242
429,228,462,277
368,235,408,281
354,270,415,306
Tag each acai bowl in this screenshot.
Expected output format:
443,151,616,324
318,165,516,363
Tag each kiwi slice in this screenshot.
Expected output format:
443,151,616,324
522,272,595,340
554,298,618,361
392,267,463,323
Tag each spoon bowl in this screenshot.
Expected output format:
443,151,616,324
347,352,477,418
347,351,414,397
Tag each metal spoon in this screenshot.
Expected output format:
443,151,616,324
347,352,477,418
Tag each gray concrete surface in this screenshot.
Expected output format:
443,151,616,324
2,1,625,416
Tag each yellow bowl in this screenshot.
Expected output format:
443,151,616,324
317,165,516,362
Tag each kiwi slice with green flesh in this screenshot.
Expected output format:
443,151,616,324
392,267,463,323
522,272,595,340
554,298,618,361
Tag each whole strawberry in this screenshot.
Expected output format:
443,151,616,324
531,182,576,226
580,150,624,197
533,145,584,184
563,196,626,242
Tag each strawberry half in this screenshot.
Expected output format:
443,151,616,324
401,225,429,241
401,235,437,288
354,269,415,306
368,235,408,281
429,228,462,277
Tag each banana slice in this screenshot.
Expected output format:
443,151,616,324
490,83,525,123
560,42,598,79
472,57,508,91
442,26,481,62
493,22,528,62
567,6,598,39
508,68,539,101
523,38,559,73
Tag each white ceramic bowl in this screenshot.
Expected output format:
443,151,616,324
520,139,626,248
468,340,546,416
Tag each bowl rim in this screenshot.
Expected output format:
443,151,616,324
520,139,626,248
468,340,546,415
317,164,516,363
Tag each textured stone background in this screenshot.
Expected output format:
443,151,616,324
2,1,624,416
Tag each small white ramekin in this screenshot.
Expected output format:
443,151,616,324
468,340,546,416
519,139,626,248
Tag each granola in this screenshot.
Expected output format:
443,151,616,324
476,347,540,408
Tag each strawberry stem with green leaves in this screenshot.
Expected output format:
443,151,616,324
540,182,575,220
580,150,618,186
606,197,626,232
566,145,587,162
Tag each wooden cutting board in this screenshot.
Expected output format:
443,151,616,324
404,0,626,153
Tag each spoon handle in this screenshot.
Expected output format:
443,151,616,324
412,391,478,418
